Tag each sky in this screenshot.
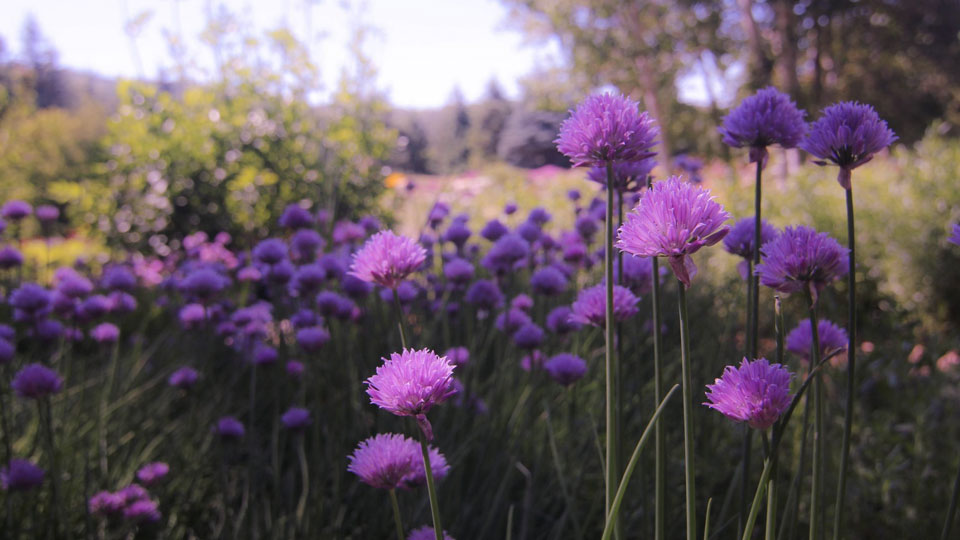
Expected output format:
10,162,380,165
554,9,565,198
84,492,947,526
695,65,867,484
0,0,563,109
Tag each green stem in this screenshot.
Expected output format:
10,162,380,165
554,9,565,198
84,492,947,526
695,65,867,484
601,384,680,540
768,297,784,540
941,459,960,540
833,186,856,540
603,163,620,537
751,159,762,359
678,282,698,540
651,257,665,540
389,489,405,540
808,293,823,540
393,289,408,350
419,433,444,540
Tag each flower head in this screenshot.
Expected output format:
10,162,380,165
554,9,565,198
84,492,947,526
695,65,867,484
1,200,32,221
556,93,659,167
719,87,806,163
281,407,312,430
11,363,62,399
136,462,170,486
1,458,44,491
366,348,456,439
89,491,125,515
214,416,245,439
799,101,897,188
0,246,23,269
545,353,587,386
570,283,639,328
91,323,120,344
168,366,199,389
465,279,503,311
347,433,416,490
617,177,730,287
705,358,793,430
278,204,315,229
546,306,580,335
756,225,848,300
401,440,449,488
408,526,456,540
785,318,848,361
123,499,162,523
350,231,427,289
949,224,960,247
724,216,780,261
530,266,568,296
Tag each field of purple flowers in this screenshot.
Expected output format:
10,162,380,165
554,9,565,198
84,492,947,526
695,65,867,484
2,88,960,540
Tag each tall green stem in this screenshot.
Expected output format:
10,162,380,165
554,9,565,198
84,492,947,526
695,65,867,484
767,297,785,540
393,289,408,350
603,163,620,537
751,159,762,358
389,489,406,540
678,282,698,540
808,293,823,540
833,186,856,540
419,433,444,540
652,257,665,540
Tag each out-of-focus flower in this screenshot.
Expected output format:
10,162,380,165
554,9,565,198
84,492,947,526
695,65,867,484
278,204,315,229
513,323,545,350
546,306,580,335
480,219,509,242
570,283,639,328
530,266,567,296
408,526,456,540
1,200,32,221
11,363,62,399
123,499,162,523
705,358,793,430
89,491,125,516
281,407,312,430
465,280,503,311
443,347,470,366
785,319,848,362
253,238,288,265
168,366,199,389
0,246,23,269
443,258,475,285
35,205,59,222
214,416,245,439
297,326,330,352
949,224,960,247
401,440,449,488
91,323,120,344
756,225,848,300
1,458,44,491
136,462,170,486
545,353,587,386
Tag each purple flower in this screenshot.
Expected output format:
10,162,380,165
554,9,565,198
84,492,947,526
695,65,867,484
950,224,960,247
567,189,581,201
297,326,330,352
91,323,120,344
443,258,475,285
513,323,545,350
136,462,170,486
168,366,199,389
0,338,14,364
109,291,137,313
511,294,534,311
366,348,456,439
515,221,541,244
705,358,793,430
587,159,656,192
428,203,450,228
350,231,427,289
480,219,509,242
33,319,64,342
618,254,659,295
281,407,312,430
575,214,599,239
214,416,245,439
11,363,62,399
293,264,328,294
179,303,207,329
123,498,161,523
546,306,580,335
117,483,149,503
408,526,456,540
530,266,568,296
482,233,529,273
443,222,471,248
253,238,289,265
10,283,51,316
253,344,278,366
443,346,470,366
401,441,449,488
556,93,659,167
89,491,125,515
1,458,44,491
101,266,137,291
528,207,552,225
1,200,32,221
570,283,639,328
342,273,374,298
179,268,228,300
35,204,59,222
723,216,780,261
545,353,588,386
799,101,897,189
58,273,94,298
504,202,518,215
520,350,545,372
755,225,848,300
77,294,112,321
465,279,503,311
237,266,262,282
785,319,848,360
278,204,315,229
0,245,23,269
347,433,416,490
719,87,806,163
617,177,730,287
287,360,305,378
291,229,325,260
495,309,532,334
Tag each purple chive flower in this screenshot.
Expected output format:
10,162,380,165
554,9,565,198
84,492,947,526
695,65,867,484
290,229,325,260
575,214,599,239
136,462,170,486
799,101,898,189
545,353,588,386
1,200,32,221
58,273,94,298
349,231,427,289
443,347,470,366
347,433,416,490
342,273,374,298
110,291,137,314
360,215,382,232
408,526,456,540
513,323,545,350
528,207,552,226
482,233,530,273
785,319,848,360
443,222,472,248
675,154,704,183
168,366,199,389
89,491,125,515
570,283,639,328
281,407,312,430
267,260,295,284
33,319,64,342
555,93,659,167
77,294,112,321
443,258,475,285
253,344,278,366
465,279,503,311
0,324,14,341
724,216,781,280
10,283,52,316
290,309,319,329
719,86,807,163
617,177,730,287
618,254,660,295
91,323,120,344
179,303,207,329
0,245,23,269
253,238,289,265
117,483,149,504
11,363,62,399
755,225,848,300
35,204,59,222
949,224,960,247
401,440,450,488
480,219,509,242
1,458,44,491
0,338,14,364
179,268,228,300
214,416,245,439
587,158,656,192
237,265,262,282
705,358,793,430
567,189,581,201
278,204,315,229
293,264,328,294
547,306,580,335
101,266,137,291
366,348,456,440
428,203,450,228
123,499,162,523
297,326,330,352
286,360,305,379
495,308,532,334
511,294,534,312
504,202,518,215
530,266,568,296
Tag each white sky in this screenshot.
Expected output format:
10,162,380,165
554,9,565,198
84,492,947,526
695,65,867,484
0,0,564,108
